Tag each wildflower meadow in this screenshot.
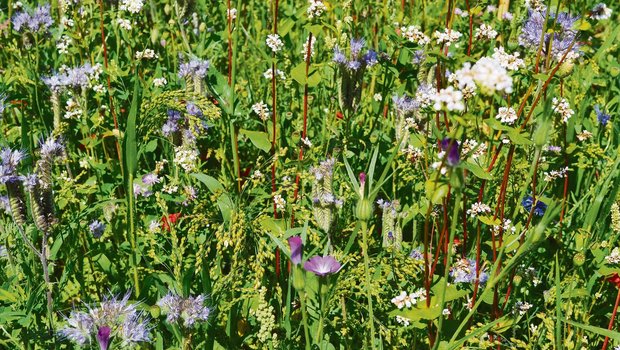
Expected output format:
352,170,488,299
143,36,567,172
1,0,620,349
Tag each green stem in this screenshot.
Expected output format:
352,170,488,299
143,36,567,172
127,173,140,296
361,220,376,350
299,291,311,350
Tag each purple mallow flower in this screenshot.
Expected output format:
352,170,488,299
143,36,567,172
595,105,611,126
96,326,111,350
522,195,547,216
303,255,341,277
441,138,460,166
288,236,303,265
89,220,106,238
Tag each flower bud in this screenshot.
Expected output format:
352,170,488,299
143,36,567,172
356,198,373,221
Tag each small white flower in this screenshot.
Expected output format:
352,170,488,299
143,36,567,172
395,315,410,326
153,77,168,87
576,130,593,142
274,194,286,211
227,8,237,21
149,220,161,233
442,308,451,316
301,137,312,148
251,170,264,180
373,93,382,102
492,47,524,71
252,101,271,121
400,25,430,45
591,3,612,20
266,34,284,53
496,107,518,125
117,18,132,30
135,49,158,60
431,86,464,111
543,167,568,182
606,247,620,265
475,24,498,40
120,0,144,14
263,68,286,81
552,97,574,123
301,35,316,61
467,202,492,217
307,0,327,19
61,16,74,27
433,28,462,47
56,35,72,55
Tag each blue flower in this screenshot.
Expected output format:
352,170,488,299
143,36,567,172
522,195,547,216
594,105,611,126
519,9,580,59
89,220,106,238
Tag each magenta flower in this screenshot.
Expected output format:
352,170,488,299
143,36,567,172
96,326,111,350
303,256,341,277
288,236,303,265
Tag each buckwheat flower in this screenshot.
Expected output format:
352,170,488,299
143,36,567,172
135,49,158,60
467,202,492,217
591,3,612,20
263,68,286,81
461,57,513,94
252,101,271,121
594,105,611,126
576,130,593,142
415,84,434,108
303,255,341,276
400,25,430,46
227,8,237,21
301,36,316,61
492,47,525,71
432,86,464,111
157,293,211,328
173,146,199,172
606,247,620,265
552,97,574,123
496,107,518,125
117,18,132,30
266,34,284,53
273,194,286,211
433,28,462,47
307,0,327,19
514,301,533,316
120,0,144,14
301,137,312,148
89,220,106,238
251,170,264,180
492,218,516,237
395,315,410,326
475,23,498,40
450,258,488,284
57,35,72,55
288,236,303,265
153,77,167,87
522,195,547,216
543,167,568,182
178,59,210,79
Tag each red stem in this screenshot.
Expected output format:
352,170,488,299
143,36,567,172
602,288,620,350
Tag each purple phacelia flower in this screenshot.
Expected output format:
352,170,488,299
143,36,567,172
350,38,366,58
594,105,611,126
392,94,419,115
519,9,580,59
157,293,211,327
186,102,202,117
141,173,160,186
89,220,106,238
332,47,347,64
178,59,210,79
12,4,53,33
450,258,488,284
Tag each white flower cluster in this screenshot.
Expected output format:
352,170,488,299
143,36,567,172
492,47,524,71
252,101,271,121
606,247,620,264
301,35,316,61
576,130,593,142
467,202,492,217
274,194,286,211
455,57,513,94
174,146,199,172
57,35,71,55
492,218,516,237
120,0,144,14
431,86,464,111
461,139,487,159
552,97,574,123
433,28,462,47
496,107,518,125
391,289,426,309
263,68,286,81
404,145,423,162
400,25,430,45
64,98,82,119
591,3,612,20
475,24,498,40
415,84,435,108
153,77,167,87
514,301,533,315
227,8,237,21
543,167,568,182
395,315,411,326
135,49,157,60
266,34,284,53
117,18,132,30
307,0,327,19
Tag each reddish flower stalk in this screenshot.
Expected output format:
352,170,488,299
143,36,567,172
272,0,280,278
602,282,620,350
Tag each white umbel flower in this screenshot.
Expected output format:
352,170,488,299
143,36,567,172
496,107,518,125
120,0,144,14
431,86,464,111
400,25,430,45
266,34,284,53
552,97,574,123
492,47,525,71
475,24,498,40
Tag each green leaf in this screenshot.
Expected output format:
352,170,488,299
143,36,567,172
462,161,492,180
563,318,620,341
291,62,322,87
124,75,140,177
239,129,271,152
506,129,534,145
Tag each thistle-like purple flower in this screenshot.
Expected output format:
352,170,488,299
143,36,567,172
303,255,341,277
141,173,160,186
96,326,111,350
288,236,303,265
441,138,460,166
522,195,547,216
156,293,211,327
595,105,611,126
89,220,106,238
392,94,419,115
0,148,26,184
178,59,210,79
450,258,488,284
186,102,203,117
12,4,53,32
519,9,580,59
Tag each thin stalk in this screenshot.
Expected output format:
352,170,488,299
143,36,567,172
361,220,376,350
272,0,281,277
602,288,620,350
299,291,311,350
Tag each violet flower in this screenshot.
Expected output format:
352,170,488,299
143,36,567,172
595,105,611,126
288,236,303,265
303,255,341,277
96,326,111,350
441,138,460,166
522,195,547,216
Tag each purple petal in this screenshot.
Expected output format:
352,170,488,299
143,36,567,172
97,326,111,350
303,255,341,277
288,236,303,265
